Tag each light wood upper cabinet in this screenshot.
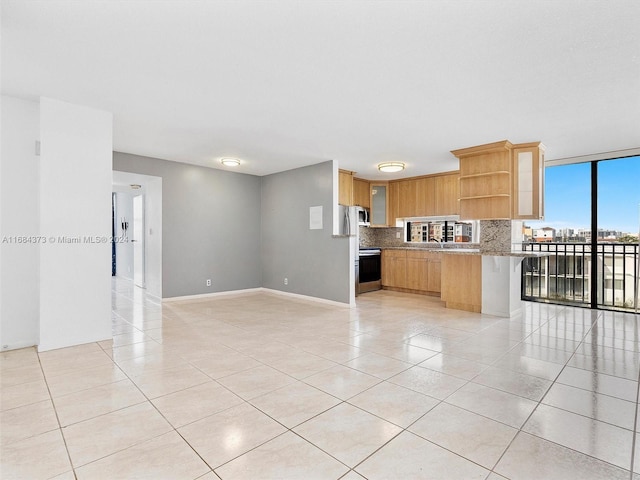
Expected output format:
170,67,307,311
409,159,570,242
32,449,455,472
338,169,354,206
454,141,512,220
388,171,459,219
388,181,400,225
417,176,435,217
434,173,459,215
511,142,545,220
452,140,544,220
370,182,389,227
353,178,371,208
397,178,419,218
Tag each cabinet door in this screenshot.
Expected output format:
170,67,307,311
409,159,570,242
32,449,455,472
441,254,481,312
434,174,459,215
417,177,435,216
406,251,428,291
370,183,388,227
398,179,419,218
512,143,545,220
339,170,353,205
426,255,442,293
382,250,407,288
353,178,370,208
388,182,400,225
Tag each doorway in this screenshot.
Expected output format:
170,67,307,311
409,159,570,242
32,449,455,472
111,171,162,299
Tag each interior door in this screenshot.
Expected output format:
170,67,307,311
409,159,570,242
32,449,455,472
133,194,145,288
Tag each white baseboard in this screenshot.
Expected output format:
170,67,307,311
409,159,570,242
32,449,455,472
1,340,37,352
162,287,352,308
162,288,264,303
262,288,352,308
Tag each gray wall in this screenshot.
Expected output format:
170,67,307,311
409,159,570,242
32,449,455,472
113,152,262,298
261,161,350,303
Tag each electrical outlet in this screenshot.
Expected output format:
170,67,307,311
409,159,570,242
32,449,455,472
206,279,211,287
284,277,288,285
396,231,401,239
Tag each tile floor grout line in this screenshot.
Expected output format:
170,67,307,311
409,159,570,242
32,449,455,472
62,345,179,468
128,334,369,477
488,308,640,477
35,348,79,480
484,307,599,475
18,280,637,479
96,339,224,478
628,355,640,479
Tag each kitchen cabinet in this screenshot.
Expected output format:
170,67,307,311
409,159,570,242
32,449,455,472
387,171,459,220
434,173,459,215
418,176,436,216
426,253,442,292
339,169,354,206
370,182,389,227
382,249,441,294
397,178,419,218
353,178,370,208
511,142,545,220
441,254,481,312
382,250,407,288
388,181,400,225
406,251,441,293
452,140,544,220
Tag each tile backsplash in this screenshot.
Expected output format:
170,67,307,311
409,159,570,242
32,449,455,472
359,226,405,248
360,226,480,249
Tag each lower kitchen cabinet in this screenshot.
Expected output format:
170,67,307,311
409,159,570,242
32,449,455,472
441,254,481,312
382,250,407,289
426,254,442,292
382,249,441,295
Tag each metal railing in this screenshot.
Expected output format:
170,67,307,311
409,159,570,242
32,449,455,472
521,242,639,312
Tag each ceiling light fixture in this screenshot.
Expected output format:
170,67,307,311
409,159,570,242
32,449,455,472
377,162,405,173
220,158,241,167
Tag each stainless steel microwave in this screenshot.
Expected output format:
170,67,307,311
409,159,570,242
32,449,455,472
357,207,370,226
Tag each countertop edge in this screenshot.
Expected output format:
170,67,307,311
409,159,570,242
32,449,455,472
376,247,550,257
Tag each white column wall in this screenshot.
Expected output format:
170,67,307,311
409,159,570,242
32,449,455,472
481,255,523,317
38,98,113,351
0,96,40,350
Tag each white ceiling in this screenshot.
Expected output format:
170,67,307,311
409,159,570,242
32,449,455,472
2,0,639,180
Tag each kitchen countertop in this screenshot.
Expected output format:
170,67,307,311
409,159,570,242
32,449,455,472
377,246,550,257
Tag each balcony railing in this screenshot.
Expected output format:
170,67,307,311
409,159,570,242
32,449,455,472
521,242,639,312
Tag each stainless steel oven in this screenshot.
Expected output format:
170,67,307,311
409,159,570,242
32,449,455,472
358,248,381,294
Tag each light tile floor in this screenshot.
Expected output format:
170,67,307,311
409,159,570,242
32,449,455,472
2,278,640,479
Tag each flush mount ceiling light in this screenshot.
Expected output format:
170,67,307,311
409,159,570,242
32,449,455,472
220,157,241,167
377,162,405,173
130,184,142,189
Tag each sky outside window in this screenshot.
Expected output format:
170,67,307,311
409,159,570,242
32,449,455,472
527,157,640,236
598,156,640,234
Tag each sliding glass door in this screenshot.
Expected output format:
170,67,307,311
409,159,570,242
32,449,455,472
521,156,639,312
596,157,640,309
